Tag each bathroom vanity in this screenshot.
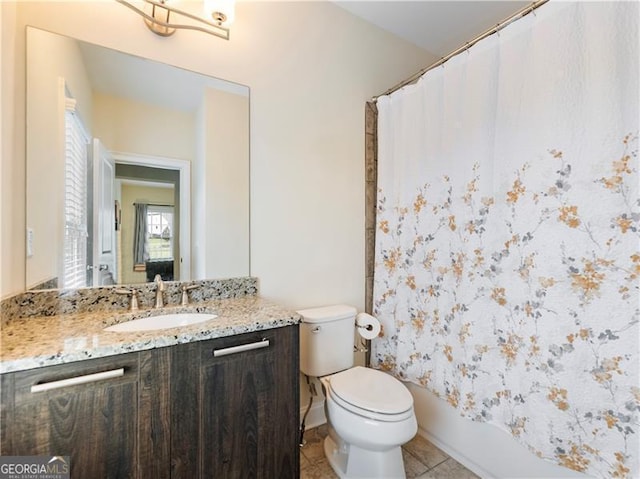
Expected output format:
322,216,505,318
0,291,300,478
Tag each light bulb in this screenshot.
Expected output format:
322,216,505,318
203,0,235,26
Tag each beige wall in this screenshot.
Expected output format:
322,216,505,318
1,1,434,303
193,87,249,280
93,92,194,160
1,2,22,296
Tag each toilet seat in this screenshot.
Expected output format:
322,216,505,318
326,366,414,422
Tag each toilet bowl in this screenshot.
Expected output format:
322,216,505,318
297,305,417,478
320,366,417,478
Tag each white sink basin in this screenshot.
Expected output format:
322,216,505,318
104,313,217,332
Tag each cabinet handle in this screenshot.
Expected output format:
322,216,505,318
213,339,269,357
30,368,125,393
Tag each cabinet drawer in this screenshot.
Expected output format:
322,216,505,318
1,352,143,477
199,328,283,366
12,353,139,403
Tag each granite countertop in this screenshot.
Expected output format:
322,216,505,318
0,296,301,374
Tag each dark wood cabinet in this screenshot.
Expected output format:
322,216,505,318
171,325,300,479
0,324,299,479
0,349,170,479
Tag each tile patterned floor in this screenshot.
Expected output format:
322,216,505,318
300,425,480,479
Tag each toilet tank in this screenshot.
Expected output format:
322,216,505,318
298,304,357,377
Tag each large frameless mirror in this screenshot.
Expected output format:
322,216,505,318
25,27,250,291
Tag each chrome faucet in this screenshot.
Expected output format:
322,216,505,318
154,274,165,308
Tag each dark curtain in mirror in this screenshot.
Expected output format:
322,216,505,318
133,203,148,267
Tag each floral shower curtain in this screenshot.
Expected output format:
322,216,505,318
372,2,639,477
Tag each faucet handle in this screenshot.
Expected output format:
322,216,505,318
154,274,165,291
153,275,166,308
180,284,199,306
116,288,139,311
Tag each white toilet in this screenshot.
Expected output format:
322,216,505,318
298,304,417,479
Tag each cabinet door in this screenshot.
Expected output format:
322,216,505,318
171,325,300,479
1,351,169,479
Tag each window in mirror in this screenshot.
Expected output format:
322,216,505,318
63,93,90,289
144,205,175,281
147,206,174,262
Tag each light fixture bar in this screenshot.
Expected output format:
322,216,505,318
115,0,230,40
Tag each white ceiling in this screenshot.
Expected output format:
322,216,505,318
333,1,530,56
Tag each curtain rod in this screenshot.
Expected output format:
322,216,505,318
373,0,549,101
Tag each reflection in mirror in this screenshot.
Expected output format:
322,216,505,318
26,27,250,291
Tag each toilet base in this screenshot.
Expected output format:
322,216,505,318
324,434,407,479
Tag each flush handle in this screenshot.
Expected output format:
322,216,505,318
311,326,321,334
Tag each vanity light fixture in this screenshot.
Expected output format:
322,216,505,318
115,0,234,40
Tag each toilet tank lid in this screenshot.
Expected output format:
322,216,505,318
297,304,357,323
